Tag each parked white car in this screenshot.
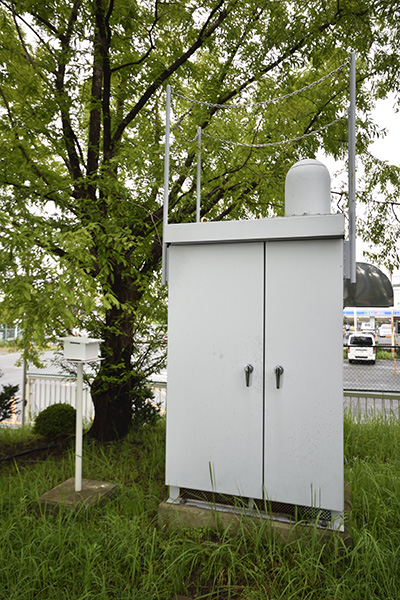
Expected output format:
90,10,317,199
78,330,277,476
378,324,392,338
348,333,376,364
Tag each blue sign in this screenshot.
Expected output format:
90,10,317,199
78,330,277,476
343,308,400,317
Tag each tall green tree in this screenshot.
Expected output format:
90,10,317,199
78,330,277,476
0,0,399,440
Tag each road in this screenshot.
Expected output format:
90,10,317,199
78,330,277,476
343,359,400,419
343,359,400,392
0,350,59,390
0,351,24,390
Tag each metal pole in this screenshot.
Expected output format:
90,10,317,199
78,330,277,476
21,357,27,426
348,52,357,284
196,127,202,222
75,362,83,492
162,84,171,285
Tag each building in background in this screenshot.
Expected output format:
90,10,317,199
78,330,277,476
0,324,21,342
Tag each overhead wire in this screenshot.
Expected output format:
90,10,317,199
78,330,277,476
170,58,351,149
171,59,350,110
175,112,347,148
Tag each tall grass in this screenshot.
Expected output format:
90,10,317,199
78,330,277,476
1,415,400,598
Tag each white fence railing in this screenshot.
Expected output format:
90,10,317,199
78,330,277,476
25,374,94,423
7,374,400,426
344,390,400,419
23,374,167,424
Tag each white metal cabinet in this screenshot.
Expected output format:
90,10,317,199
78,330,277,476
165,215,344,517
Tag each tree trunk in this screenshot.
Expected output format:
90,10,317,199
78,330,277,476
88,275,141,441
89,351,134,441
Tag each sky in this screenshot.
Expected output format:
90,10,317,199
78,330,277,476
318,93,400,290
369,95,400,288
370,94,400,167
359,95,400,287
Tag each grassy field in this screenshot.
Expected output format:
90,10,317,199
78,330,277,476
1,413,400,599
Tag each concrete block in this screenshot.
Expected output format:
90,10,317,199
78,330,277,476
39,478,118,513
158,486,352,546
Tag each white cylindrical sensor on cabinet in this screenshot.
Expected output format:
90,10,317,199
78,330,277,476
285,159,331,216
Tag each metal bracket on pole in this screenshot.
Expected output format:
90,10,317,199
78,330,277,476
196,126,202,223
348,52,357,284
162,84,171,286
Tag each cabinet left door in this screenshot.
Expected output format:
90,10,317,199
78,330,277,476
166,242,265,499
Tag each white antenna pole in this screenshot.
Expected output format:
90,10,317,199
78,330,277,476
162,85,171,285
348,52,357,284
75,361,83,492
196,126,202,222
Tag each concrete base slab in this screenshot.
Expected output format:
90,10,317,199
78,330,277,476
158,493,352,546
39,478,118,512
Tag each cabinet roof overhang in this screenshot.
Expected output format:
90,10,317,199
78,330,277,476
165,214,345,246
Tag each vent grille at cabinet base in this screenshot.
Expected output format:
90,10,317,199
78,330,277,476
179,487,332,526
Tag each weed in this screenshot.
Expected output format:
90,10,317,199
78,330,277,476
1,416,400,598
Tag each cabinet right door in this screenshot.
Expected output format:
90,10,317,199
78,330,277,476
264,239,344,512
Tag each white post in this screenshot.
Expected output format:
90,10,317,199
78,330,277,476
162,84,171,285
25,375,33,424
348,52,357,284
75,362,83,492
196,126,202,222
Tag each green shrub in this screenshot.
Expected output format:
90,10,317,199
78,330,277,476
132,382,161,428
131,373,162,429
33,403,76,438
376,348,394,360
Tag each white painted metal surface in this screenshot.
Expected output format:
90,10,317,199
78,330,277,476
165,213,344,246
60,337,103,361
166,213,344,518
59,337,103,493
285,159,331,216
75,362,83,492
348,52,357,283
166,242,264,498
264,239,344,511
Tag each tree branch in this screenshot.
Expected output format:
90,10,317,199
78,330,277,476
30,10,58,35
0,0,56,59
86,0,105,183
102,0,114,160
60,0,82,45
198,4,361,122
111,0,236,150
0,85,54,186
10,1,37,69
111,0,159,73
53,6,85,195
1,177,77,214
153,5,367,236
